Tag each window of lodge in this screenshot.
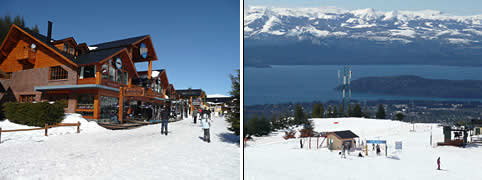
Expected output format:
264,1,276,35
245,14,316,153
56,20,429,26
101,58,128,85
49,66,68,80
76,95,94,109
79,65,96,79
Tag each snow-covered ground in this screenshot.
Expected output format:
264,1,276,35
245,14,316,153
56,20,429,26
0,114,240,179
245,118,482,180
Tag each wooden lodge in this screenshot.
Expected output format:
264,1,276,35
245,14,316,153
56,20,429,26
176,89,206,115
325,130,359,150
0,22,180,124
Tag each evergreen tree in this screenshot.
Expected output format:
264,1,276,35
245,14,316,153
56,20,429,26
333,106,338,118
312,103,320,118
327,106,332,118
352,104,363,117
294,104,306,125
226,70,240,135
245,114,272,137
259,116,272,136
347,104,353,117
376,104,386,119
0,15,39,45
395,112,405,121
319,104,325,118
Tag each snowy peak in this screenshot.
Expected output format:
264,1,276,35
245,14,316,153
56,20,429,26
244,6,482,45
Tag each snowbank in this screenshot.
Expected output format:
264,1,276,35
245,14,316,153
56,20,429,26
0,113,106,144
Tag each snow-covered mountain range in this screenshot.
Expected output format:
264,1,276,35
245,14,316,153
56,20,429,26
244,6,482,45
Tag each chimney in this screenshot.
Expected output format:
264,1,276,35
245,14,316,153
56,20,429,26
47,21,53,42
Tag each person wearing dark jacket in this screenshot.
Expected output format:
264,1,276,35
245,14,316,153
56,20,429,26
161,105,169,135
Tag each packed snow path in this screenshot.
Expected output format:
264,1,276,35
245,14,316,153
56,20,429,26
245,118,482,180
0,115,240,179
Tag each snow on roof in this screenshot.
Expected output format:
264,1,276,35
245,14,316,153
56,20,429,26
207,94,230,98
151,71,160,78
88,46,98,50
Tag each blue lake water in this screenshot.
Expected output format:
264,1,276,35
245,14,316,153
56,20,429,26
244,65,482,105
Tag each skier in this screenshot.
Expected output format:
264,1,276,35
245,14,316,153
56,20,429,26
376,144,381,155
341,145,346,158
300,139,303,149
201,115,211,143
161,105,169,135
437,157,441,170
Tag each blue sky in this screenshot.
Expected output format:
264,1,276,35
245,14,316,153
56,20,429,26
1,0,240,96
245,0,482,16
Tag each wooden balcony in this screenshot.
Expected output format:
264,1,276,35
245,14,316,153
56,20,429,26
123,87,163,98
17,47,36,64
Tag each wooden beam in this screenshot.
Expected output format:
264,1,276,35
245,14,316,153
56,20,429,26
96,68,101,84
93,94,99,119
119,87,124,124
148,60,152,79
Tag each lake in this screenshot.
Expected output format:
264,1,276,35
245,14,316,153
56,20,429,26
244,65,482,105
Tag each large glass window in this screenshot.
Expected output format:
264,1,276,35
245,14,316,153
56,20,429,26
50,66,68,80
101,63,109,79
76,95,94,109
99,96,119,123
108,60,115,82
79,65,96,79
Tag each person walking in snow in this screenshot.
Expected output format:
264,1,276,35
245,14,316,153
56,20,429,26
376,144,381,155
437,157,441,170
202,115,212,143
300,139,303,149
193,108,199,124
161,105,169,135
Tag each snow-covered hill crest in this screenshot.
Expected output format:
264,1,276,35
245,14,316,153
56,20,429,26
244,6,482,45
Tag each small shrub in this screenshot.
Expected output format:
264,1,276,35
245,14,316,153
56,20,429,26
283,130,296,140
3,102,64,127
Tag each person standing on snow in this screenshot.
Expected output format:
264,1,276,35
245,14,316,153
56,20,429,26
193,108,199,124
300,139,303,149
437,157,441,170
161,105,169,135
202,115,212,143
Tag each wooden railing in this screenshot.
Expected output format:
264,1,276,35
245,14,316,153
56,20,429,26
123,87,162,98
0,121,81,144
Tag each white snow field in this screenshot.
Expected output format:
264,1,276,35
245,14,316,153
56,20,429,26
245,118,482,180
0,114,240,179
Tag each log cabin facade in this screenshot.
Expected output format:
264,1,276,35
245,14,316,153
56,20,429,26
0,23,170,123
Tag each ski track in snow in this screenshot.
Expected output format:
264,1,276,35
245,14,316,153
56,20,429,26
0,115,240,179
245,118,482,180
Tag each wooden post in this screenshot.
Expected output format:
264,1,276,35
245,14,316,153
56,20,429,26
96,68,101,84
148,60,152,80
93,94,100,119
119,87,124,124
317,137,319,149
77,121,80,133
309,137,311,149
365,143,368,156
45,123,48,136
0,127,2,144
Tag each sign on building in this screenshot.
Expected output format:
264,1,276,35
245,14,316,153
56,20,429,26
395,141,402,150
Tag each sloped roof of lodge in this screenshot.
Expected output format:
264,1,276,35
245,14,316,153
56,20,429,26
176,89,205,97
328,130,359,139
74,47,125,65
11,25,151,66
91,35,148,50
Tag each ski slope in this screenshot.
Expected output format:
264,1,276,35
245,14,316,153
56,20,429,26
245,118,482,180
0,114,240,179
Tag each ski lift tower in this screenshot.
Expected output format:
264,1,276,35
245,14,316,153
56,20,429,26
338,65,352,115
